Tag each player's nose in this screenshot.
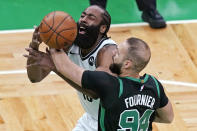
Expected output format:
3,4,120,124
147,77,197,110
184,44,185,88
80,16,88,24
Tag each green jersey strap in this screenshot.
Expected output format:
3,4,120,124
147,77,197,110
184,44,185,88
100,105,106,131
118,78,123,98
150,75,160,98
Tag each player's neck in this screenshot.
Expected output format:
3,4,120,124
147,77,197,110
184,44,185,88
119,70,140,79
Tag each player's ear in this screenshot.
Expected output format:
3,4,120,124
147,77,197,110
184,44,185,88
123,60,132,69
100,25,107,34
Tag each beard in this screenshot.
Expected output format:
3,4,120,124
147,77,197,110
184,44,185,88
74,22,101,49
109,62,122,75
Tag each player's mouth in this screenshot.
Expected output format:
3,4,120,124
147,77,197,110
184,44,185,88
79,26,87,34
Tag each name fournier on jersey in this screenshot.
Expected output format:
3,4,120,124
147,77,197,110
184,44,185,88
124,94,155,109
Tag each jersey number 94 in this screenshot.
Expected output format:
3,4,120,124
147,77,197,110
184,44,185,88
118,109,154,131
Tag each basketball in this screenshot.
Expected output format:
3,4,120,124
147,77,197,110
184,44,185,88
39,11,77,49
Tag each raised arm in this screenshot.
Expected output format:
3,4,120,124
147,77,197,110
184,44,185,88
49,45,118,98
50,48,98,98
50,49,84,86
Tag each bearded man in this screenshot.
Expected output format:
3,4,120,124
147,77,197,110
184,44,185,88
24,5,116,131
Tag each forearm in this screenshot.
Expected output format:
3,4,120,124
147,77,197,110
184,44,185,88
154,112,166,123
50,49,98,98
153,101,174,123
154,113,172,123
55,55,84,87
54,70,98,99
54,69,81,89
154,114,173,123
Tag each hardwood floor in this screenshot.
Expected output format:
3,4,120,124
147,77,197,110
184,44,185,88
0,23,197,130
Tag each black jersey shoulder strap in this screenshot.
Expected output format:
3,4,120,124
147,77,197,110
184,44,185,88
150,75,160,98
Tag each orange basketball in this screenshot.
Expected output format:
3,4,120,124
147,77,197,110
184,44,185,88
39,11,77,49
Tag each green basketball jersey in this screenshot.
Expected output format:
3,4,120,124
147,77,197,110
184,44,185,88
82,71,168,131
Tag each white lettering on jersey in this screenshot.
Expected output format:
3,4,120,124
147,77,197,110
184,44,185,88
125,94,155,109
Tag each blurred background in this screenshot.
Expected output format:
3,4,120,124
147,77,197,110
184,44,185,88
0,0,197,30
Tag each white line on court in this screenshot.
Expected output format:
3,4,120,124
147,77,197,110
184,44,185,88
0,70,55,75
0,70,197,87
159,80,197,87
1,19,197,34
1,19,197,87
0,29,34,34
111,19,197,27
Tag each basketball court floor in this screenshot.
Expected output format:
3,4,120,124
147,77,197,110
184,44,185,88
0,0,197,131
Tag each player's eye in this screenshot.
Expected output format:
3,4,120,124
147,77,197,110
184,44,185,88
89,16,96,20
87,14,96,21
80,12,86,18
81,14,85,18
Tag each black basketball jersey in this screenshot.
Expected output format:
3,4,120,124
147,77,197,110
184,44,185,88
82,71,168,131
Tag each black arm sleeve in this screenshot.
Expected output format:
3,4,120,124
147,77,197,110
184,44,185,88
82,70,119,100
158,80,169,108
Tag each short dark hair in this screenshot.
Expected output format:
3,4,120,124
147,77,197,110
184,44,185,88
126,37,151,72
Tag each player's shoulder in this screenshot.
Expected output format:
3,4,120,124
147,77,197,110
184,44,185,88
97,38,117,54
144,74,164,97
143,74,161,86
101,38,116,46
147,74,161,85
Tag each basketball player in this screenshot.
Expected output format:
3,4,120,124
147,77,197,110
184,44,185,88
50,37,174,130
24,5,116,131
